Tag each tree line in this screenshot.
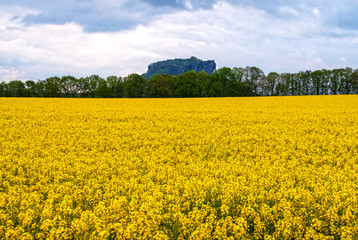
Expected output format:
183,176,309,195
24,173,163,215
1,66,358,98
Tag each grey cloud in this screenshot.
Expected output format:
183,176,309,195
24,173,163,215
1,0,358,81
1,0,152,32
1,0,221,32
228,0,358,30
333,6,358,30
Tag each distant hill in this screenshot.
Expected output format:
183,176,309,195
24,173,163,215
142,56,216,80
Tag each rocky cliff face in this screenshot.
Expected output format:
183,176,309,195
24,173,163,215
142,56,216,80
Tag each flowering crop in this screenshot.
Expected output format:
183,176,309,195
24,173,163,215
0,96,358,239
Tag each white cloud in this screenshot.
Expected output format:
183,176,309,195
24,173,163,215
312,8,320,17
184,1,194,10
1,1,358,81
278,6,299,16
0,67,20,82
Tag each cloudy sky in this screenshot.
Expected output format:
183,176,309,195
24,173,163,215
0,0,357,81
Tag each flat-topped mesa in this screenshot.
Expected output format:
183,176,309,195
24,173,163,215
142,56,216,80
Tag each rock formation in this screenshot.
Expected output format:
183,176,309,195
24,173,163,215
142,56,216,80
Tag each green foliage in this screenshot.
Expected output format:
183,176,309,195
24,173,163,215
44,77,61,97
8,80,25,97
216,67,244,97
352,70,358,93
230,67,245,97
311,70,324,95
2,65,358,98
148,74,173,98
35,80,45,97
206,72,222,97
84,75,102,98
197,71,211,97
95,79,110,98
241,66,265,96
0,81,7,97
60,75,79,97
124,74,147,98
275,73,291,96
25,80,36,97
173,71,198,97
107,76,124,98
266,72,279,96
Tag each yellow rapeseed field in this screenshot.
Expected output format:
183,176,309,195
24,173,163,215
0,96,358,239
